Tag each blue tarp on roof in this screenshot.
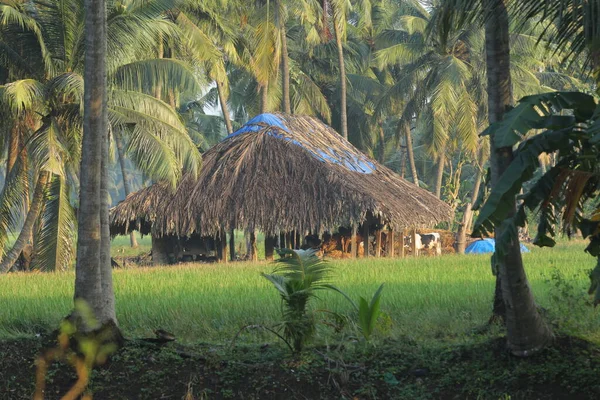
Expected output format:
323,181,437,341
465,238,530,254
225,113,289,139
222,113,377,174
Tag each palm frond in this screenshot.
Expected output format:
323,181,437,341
31,174,76,271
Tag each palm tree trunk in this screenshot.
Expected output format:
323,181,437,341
434,151,445,199
115,130,138,248
333,18,348,140
0,171,49,273
456,167,482,254
75,0,118,329
216,80,234,134
485,0,551,355
6,126,19,181
378,122,385,163
280,26,291,114
100,125,116,325
155,34,164,100
260,83,269,114
401,121,419,186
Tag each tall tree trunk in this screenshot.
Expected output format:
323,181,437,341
100,126,116,324
401,121,419,186
115,131,138,248
280,26,291,114
378,121,385,163
399,148,406,178
216,80,234,134
154,34,164,100
0,171,49,273
484,0,551,355
6,126,19,181
75,0,118,328
434,151,445,199
457,167,482,254
260,83,269,114
333,18,348,140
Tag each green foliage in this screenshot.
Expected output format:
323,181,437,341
474,90,600,304
357,283,385,341
329,282,386,341
262,248,332,352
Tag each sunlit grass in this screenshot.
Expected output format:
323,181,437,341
2,239,599,345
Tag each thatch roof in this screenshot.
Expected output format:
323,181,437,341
109,181,174,236
111,113,452,237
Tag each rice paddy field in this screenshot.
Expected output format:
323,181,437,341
2,238,599,345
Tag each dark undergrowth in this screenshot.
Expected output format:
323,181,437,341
2,334,600,399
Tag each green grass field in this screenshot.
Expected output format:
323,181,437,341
2,239,599,346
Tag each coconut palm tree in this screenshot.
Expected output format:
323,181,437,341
0,0,202,272
74,0,116,329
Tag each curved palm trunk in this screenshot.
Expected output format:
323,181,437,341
281,26,291,114
6,126,19,181
0,171,49,273
401,121,419,186
434,151,445,199
456,167,482,254
333,19,348,139
485,0,551,355
115,131,138,248
216,80,234,134
75,0,118,329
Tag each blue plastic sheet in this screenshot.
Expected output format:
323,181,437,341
465,238,530,254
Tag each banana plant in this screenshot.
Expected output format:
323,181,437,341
472,91,600,303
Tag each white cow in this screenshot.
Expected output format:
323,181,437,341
405,232,442,256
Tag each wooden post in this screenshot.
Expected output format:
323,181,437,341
296,231,301,249
388,229,395,258
229,229,235,261
265,235,275,260
215,234,223,261
290,231,295,249
363,223,369,257
221,229,228,263
279,232,286,249
400,229,405,258
250,231,258,261
375,229,382,257
411,228,418,257
351,225,358,258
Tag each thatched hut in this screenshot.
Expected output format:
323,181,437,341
111,113,452,263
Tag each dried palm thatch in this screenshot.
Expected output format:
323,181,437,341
109,181,174,236
140,113,451,237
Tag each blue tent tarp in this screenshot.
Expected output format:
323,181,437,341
465,238,529,254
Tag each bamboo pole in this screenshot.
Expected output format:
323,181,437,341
363,224,369,257
221,229,228,263
229,229,235,261
250,231,258,261
375,229,382,257
351,225,358,258
388,229,395,258
411,229,418,257
215,234,223,261
401,229,406,258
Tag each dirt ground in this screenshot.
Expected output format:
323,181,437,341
2,335,600,399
